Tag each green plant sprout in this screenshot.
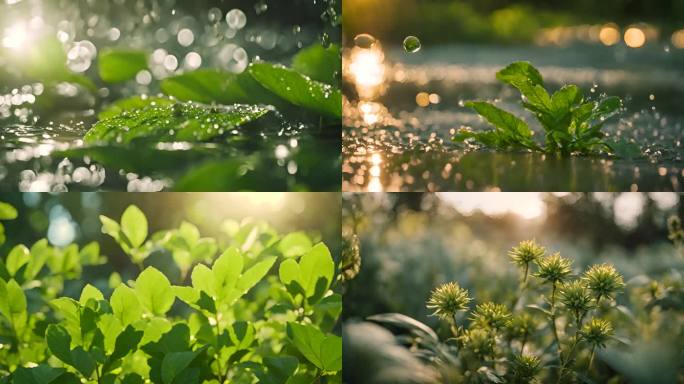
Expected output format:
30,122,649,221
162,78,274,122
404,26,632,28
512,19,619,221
0,202,342,384
454,62,625,156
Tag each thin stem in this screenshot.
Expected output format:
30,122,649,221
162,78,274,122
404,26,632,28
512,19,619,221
588,346,596,372
549,283,561,354
213,314,226,383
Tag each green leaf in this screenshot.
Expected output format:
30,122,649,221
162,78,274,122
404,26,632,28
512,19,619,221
160,69,284,107
465,101,536,150
108,325,143,365
191,264,217,298
228,321,255,349
70,346,96,377
278,232,313,258
79,284,105,305
98,95,174,120
287,322,341,372
249,62,342,118
99,49,148,83
110,284,143,326
0,202,17,220
0,279,26,326
11,365,76,384
291,44,340,85
99,215,121,240
121,205,148,248
234,256,277,296
299,243,335,296
79,242,104,265
212,248,243,293
84,102,271,144
496,61,544,88
161,349,205,384
135,267,175,316
46,324,73,364
6,245,30,277
551,85,583,115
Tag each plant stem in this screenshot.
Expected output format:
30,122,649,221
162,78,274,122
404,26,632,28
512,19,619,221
549,283,561,354
588,346,596,372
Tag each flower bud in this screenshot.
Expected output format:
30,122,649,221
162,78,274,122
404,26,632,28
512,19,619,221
426,282,471,321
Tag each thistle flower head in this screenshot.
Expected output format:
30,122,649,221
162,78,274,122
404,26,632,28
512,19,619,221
505,313,535,340
535,252,572,284
340,233,361,282
583,264,624,301
581,318,613,349
470,302,511,330
510,353,541,381
509,240,546,267
668,215,684,244
559,280,593,315
426,282,471,321
464,328,495,357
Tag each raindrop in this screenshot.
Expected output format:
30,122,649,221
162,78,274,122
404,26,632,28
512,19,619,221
177,28,194,47
403,35,421,53
226,9,247,30
354,33,376,49
319,32,331,48
208,7,222,23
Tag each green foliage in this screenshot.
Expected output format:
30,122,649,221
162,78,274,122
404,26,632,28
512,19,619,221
98,49,149,83
454,61,625,156
0,201,342,383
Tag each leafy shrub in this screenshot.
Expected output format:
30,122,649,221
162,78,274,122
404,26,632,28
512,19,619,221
454,62,625,156
0,203,342,383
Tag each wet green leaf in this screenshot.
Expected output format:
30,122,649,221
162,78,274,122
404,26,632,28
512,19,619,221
249,62,342,118
84,102,270,144
291,43,340,85
160,69,283,107
98,96,174,120
99,49,148,83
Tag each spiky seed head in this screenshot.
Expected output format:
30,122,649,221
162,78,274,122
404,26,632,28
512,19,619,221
667,216,684,244
581,318,613,349
583,264,624,301
470,302,511,330
426,282,471,321
505,313,535,340
535,252,572,284
509,240,546,267
340,234,361,282
511,353,542,380
559,280,593,315
668,215,682,232
464,328,495,357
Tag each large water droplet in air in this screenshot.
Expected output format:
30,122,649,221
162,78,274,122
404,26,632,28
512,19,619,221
354,33,376,49
403,35,421,53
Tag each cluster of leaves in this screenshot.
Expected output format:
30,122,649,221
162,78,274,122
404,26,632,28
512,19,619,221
85,44,341,144
368,240,628,383
0,203,342,383
454,62,625,156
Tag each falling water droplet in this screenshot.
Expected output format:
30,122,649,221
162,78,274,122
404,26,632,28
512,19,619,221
403,35,421,53
354,33,376,49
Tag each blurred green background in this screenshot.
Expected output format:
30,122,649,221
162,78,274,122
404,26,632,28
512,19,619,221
342,0,684,45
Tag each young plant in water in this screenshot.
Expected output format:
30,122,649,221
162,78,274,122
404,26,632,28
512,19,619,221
454,62,624,156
